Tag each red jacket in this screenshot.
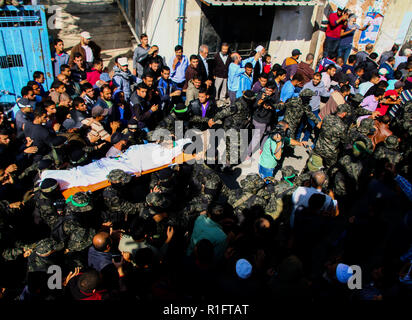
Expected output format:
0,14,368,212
326,12,345,39
87,68,102,86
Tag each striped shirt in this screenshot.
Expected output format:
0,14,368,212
81,118,110,142
401,89,412,105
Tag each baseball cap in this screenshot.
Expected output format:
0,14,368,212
17,98,34,109
91,105,109,118
292,49,302,56
63,118,82,130
118,57,128,66
236,259,253,279
80,31,92,39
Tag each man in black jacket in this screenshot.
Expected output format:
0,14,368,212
23,106,56,162
70,97,89,128
188,87,218,132
130,83,159,130
213,43,231,102
246,87,279,158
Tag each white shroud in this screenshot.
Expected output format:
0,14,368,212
40,139,191,191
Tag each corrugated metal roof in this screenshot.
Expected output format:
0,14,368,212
200,0,319,6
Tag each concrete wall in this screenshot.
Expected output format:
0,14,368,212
268,5,316,65
374,0,412,55
144,0,180,64
183,0,202,57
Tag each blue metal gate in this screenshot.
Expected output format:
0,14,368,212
0,5,53,104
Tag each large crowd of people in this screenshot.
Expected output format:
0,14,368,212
0,5,411,302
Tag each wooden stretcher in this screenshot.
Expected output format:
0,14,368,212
62,152,197,199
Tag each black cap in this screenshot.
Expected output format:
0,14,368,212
292,49,302,56
40,178,59,193
38,159,54,170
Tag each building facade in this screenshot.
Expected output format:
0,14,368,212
118,0,412,66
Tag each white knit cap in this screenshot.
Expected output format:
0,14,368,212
118,57,128,66
255,45,264,53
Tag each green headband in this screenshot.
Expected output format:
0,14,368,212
66,195,90,208
353,142,372,155
284,174,296,187
172,106,188,113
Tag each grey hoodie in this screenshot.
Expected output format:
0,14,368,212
112,68,136,102
302,80,330,111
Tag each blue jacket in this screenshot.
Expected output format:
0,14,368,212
280,80,299,103
158,77,179,110
379,62,395,80
228,57,256,92
52,51,69,77
236,72,253,98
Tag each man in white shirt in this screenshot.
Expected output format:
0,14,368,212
291,171,338,228
321,64,337,91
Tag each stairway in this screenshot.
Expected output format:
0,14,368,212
45,0,137,68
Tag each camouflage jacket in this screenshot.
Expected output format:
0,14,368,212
102,186,144,223
314,114,347,158
281,97,320,129
213,97,252,130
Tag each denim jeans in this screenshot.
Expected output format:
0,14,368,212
296,110,321,143
338,44,352,64
323,37,340,58
259,164,276,180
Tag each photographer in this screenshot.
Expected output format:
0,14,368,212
246,98,278,159
258,124,308,180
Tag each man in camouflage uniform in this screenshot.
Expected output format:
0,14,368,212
102,169,143,228
346,117,375,152
0,200,25,261
34,178,66,228
374,135,403,165
122,119,147,146
210,90,256,169
334,140,372,198
265,166,301,221
51,192,95,267
143,192,182,248
2,237,65,274
278,89,321,139
25,238,65,273
154,103,190,138
149,167,179,197
18,136,70,179
312,104,351,169
226,174,271,222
